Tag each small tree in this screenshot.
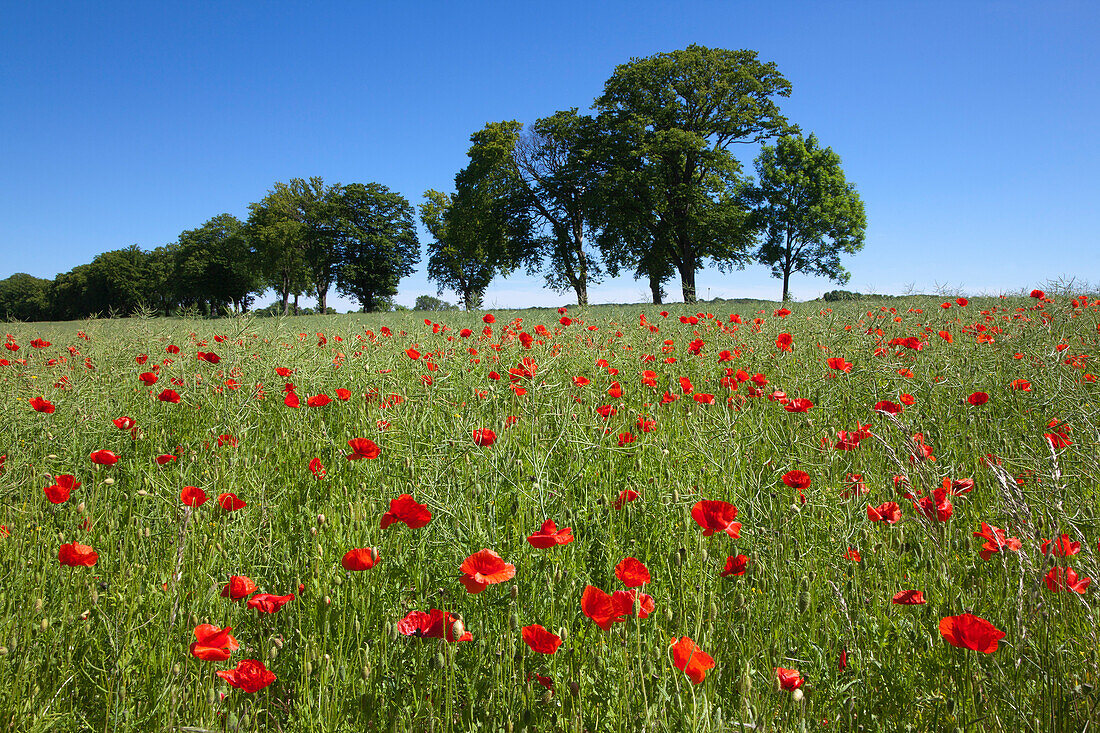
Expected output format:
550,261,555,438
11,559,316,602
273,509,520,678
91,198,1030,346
414,295,455,311
741,133,867,301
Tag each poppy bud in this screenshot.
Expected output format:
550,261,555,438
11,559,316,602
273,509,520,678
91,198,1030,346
510,613,519,631
34,598,43,613
792,688,804,703
798,589,811,614
268,646,277,660
738,663,753,695
553,569,563,584
40,619,49,632
673,489,680,503
0,647,7,656
433,652,445,669
510,584,519,599
569,681,580,697
317,514,326,526
558,626,568,642
304,662,313,677
310,526,318,536
701,549,708,563
678,547,687,565
104,478,114,485
450,618,465,640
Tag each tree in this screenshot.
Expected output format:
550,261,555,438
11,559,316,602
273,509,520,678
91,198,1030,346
245,183,312,315
422,122,537,310
511,110,605,307
332,183,420,312
741,133,867,301
0,273,49,321
593,45,792,303
414,295,456,311
173,214,260,315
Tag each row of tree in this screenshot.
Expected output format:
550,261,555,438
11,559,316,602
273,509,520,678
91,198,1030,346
1,45,867,321
421,44,867,307
0,179,421,321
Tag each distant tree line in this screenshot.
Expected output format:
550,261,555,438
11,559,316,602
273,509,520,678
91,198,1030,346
0,178,420,321
2,45,868,321
420,44,867,307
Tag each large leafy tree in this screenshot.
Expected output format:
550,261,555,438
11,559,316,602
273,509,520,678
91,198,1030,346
245,182,313,315
0,273,50,321
593,45,792,303
333,183,420,312
511,110,605,307
422,122,537,310
173,214,260,315
741,133,867,301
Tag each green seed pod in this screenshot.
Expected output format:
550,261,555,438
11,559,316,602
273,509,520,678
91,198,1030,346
708,601,718,618
798,589,811,614
510,613,519,631
701,549,709,563
304,661,313,677
738,663,753,695
434,652,445,669
558,626,568,642
510,584,519,600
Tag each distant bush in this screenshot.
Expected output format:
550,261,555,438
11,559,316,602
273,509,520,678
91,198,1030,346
822,289,862,301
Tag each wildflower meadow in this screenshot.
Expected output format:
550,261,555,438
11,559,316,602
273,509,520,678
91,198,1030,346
1,291,1099,731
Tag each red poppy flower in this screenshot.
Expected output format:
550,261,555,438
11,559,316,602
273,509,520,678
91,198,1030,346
472,428,497,447
180,485,208,507
892,590,927,605
58,542,98,566
306,394,331,407
527,519,574,548
247,592,295,613
845,548,862,562
482,313,495,323
1045,432,1072,449
381,494,432,529
581,585,629,630
308,457,325,480
873,400,903,414
671,637,715,685
341,547,379,571
720,554,750,577
967,391,989,406
613,589,655,618
615,557,651,587
221,575,258,600
784,397,813,412
216,659,276,693
1042,534,1081,557
459,549,515,593
158,389,181,404
346,438,381,460
776,667,804,691
775,333,793,351
397,609,472,642
156,454,177,465
1030,289,1045,299
521,624,563,654
782,470,811,491
678,377,693,394
827,357,853,372
939,613,1005,653
899,393,916,405
138,372,158,386
283,393,301,408
693,393,716,405
1044,567,1091,594
89,449,119,466
973,522,1022,560
914,488,953,522
44,475,80,504
606,381,622,399
613,488,639,509
691,500,741,538
1009,379,1031,391
30,396,56,413
190,624,240,661
867,501,902,523
218,493,246,511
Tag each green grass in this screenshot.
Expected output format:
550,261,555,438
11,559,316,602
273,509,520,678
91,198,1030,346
1,295,1098,731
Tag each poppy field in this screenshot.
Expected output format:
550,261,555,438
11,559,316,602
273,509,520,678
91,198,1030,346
2,292,1099,732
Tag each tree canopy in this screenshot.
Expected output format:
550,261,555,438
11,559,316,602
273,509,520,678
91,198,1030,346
593,45,793,303
741,133,867,301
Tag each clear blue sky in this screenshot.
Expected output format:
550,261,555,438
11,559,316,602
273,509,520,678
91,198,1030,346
2,1,1097,309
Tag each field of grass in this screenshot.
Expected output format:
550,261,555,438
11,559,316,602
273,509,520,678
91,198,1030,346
1,293,1098,732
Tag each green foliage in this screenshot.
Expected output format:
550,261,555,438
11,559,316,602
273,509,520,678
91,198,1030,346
741,133,867,301
173,214,259,315
512,109,605,306
822,289,863,302
0,273,50,321
593,45,792,303
413,295,456,311
423,122,538,310
333,183,420,313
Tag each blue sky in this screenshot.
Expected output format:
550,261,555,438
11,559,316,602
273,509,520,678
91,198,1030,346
2,1,1097,309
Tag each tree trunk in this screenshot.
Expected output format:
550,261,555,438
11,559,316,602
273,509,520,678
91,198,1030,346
574,281,588,308
317,288,327,314
293,293,299,316
363,292,375,313
281,275,291,316
679,264,697,304
782,269,790,302
649,276,663,305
